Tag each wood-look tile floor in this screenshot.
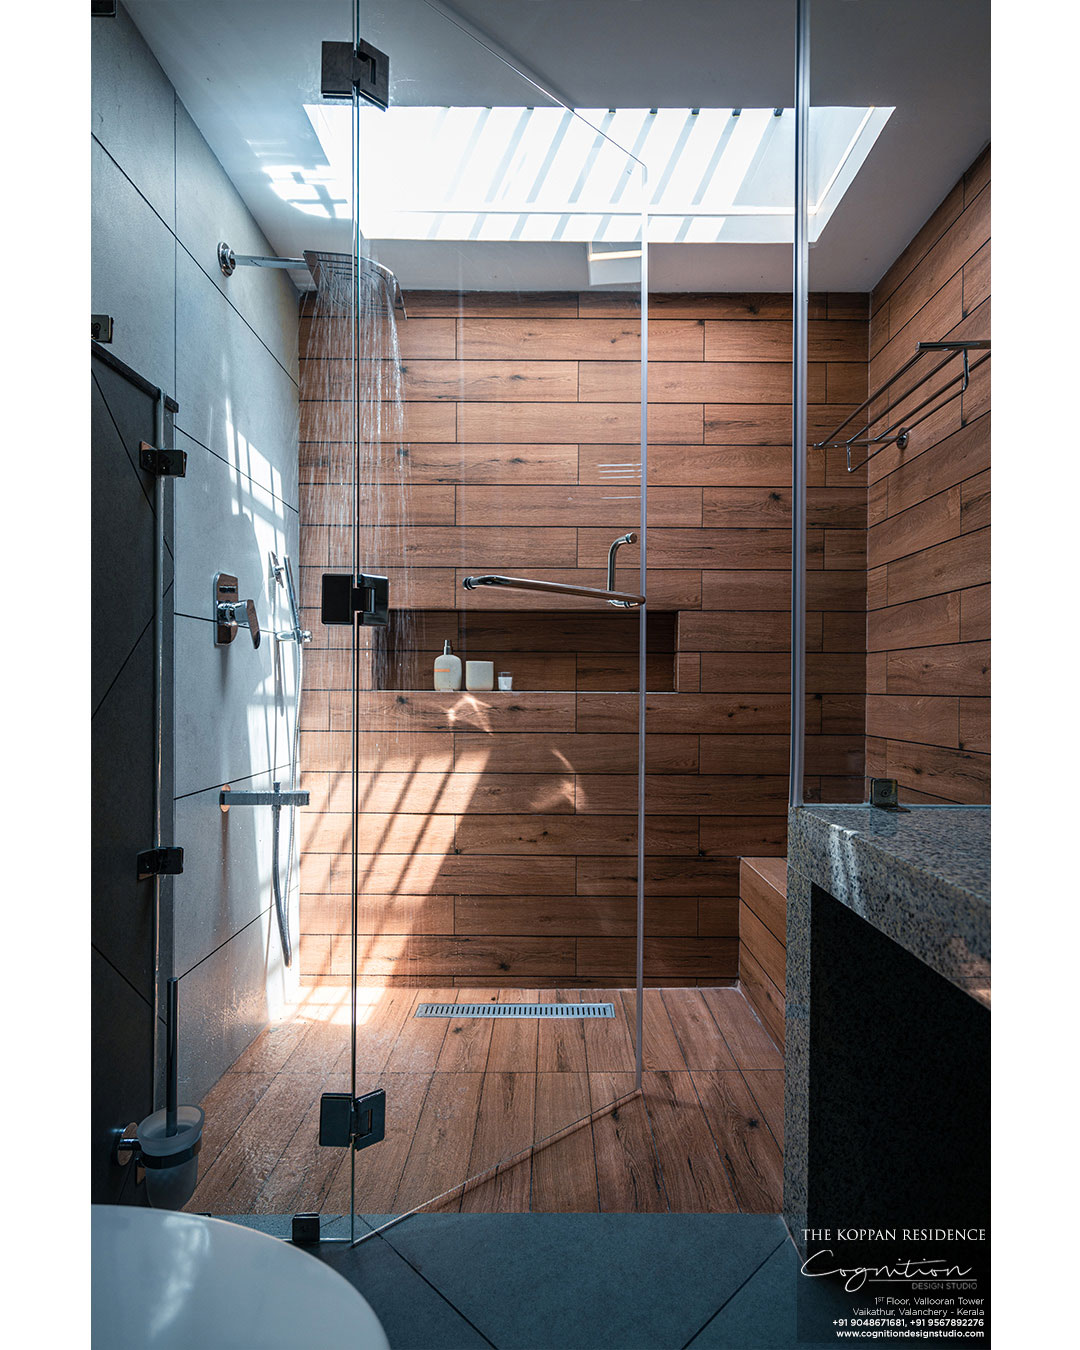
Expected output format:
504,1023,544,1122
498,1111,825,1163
186,986,784,1217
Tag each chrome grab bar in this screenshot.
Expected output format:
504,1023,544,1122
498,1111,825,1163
462,574,645,606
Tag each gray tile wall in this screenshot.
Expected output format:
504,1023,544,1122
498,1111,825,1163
92,4,302,1107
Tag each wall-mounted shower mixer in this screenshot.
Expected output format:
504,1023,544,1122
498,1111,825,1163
214,572,261,647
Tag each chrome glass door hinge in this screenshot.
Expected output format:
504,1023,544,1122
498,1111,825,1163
320,572,389,627
136,846,184,880
139,440,187,477
321,39,390,109
318,1089,386,1151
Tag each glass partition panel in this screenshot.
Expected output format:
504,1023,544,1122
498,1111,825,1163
121,0,359,1232
341,0,647,1230
637,3,796,1215
802,0,991,807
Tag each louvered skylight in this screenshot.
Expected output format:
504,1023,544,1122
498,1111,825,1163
273,104,891,245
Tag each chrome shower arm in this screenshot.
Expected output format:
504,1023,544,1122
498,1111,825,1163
233,254,305,269
218,244,305,273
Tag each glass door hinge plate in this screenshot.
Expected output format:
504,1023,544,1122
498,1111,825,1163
139,441,187,477
91,314,114,342
321,39,389,109
319,1089,386,1150
137,846,184,880
291,1214,320,1245
321,572,389,626
869,778,910,812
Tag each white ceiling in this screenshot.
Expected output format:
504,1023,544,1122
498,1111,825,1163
124,0,990,292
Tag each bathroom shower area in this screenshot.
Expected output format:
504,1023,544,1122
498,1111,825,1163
91,0,989,1244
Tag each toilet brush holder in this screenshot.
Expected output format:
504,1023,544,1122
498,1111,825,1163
136,1105,204,1210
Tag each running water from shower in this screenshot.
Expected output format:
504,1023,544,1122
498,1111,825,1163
302,252,413,684
294,251,413,977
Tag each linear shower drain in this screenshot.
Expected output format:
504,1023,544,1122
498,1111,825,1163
415,1002,615,1020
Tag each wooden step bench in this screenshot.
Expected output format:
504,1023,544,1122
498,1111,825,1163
739,857,787,1051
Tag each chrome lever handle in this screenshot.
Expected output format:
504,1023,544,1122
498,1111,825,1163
215,600,261,648
238,598,260,648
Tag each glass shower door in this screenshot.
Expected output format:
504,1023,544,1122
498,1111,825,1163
333,0,649,1231
119,0,366,1231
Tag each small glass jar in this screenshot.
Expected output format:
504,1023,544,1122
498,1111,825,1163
497,672,513,691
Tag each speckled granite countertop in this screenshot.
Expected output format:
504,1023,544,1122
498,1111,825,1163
788,805,990,1005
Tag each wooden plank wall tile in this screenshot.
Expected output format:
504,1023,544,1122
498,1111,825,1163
865,147,990,803
297,282,871,984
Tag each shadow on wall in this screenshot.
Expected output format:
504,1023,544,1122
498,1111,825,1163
174,407,303,1108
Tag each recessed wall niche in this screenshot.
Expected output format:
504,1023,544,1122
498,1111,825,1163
376,608,677,692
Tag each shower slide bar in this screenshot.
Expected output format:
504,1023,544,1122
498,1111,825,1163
814,340,990,472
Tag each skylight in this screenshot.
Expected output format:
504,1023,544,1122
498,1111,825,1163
284,105,892,245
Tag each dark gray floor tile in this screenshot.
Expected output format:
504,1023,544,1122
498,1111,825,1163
683,1238,845,1349
319,1233,495,1350
371,1213,787,1350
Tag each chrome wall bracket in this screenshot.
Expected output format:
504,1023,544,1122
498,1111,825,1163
321,39,390,109
114,1123,139,1166
91,314,114,343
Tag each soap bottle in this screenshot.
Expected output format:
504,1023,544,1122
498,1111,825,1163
433,639,462,691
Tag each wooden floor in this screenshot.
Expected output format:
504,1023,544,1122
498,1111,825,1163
187,986,784,1217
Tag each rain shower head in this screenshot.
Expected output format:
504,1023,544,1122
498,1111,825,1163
302,250,407,319
216,241,407,318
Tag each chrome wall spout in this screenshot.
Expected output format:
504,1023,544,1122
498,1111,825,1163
219,788,311,809
219,778,311,969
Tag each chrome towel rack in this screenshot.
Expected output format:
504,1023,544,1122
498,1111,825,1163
815,339,990,472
